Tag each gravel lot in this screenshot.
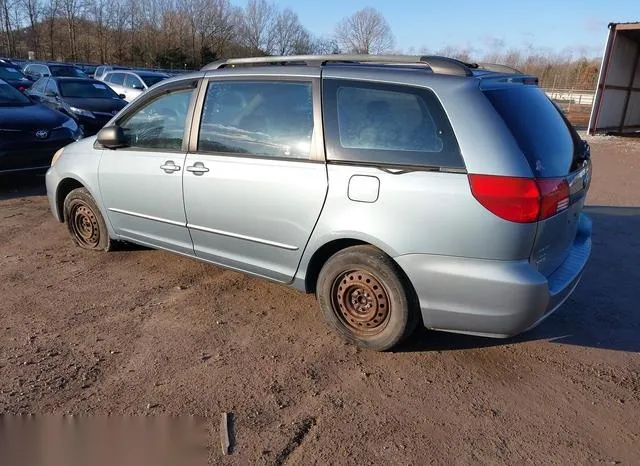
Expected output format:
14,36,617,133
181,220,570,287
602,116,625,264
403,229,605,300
1,136,639,464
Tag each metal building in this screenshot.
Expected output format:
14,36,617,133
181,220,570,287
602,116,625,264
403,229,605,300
588,22,640,135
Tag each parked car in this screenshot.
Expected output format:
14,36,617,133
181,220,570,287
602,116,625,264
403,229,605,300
0,62,32,92
22,62,87,81
45,55,592,351
0,78,82,174
28,77,127,136
74,63,98,78
102,70,169,102
93,65,130,81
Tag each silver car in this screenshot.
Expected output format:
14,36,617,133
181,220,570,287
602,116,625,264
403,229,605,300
45,55,592,351
102,70,169,102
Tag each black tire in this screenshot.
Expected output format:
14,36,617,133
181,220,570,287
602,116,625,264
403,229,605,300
317,245,418,351
63,187,112,252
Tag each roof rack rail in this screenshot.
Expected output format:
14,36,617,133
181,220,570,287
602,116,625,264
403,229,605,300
475,62,522,74
201,54,475,77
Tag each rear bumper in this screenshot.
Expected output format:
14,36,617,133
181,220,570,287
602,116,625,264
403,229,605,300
395,214,592,338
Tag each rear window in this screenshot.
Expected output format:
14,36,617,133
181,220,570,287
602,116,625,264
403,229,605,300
0,81,31,106
323,79,463,169
0,66,23,79
49,65,86,78
140,75,167,87
484,87,578,177
60,80,118,98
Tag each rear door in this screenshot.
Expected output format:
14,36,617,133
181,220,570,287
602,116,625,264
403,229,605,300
182,72,327,282
483,85,591,276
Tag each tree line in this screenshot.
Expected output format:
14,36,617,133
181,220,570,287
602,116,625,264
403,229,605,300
0,0,600,89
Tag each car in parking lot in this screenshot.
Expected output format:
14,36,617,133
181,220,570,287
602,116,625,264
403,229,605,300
102,70,169,102
45,54,592,351
28,77,127,136
0,78,82,174
0,62,32,92
93,65,130,81
22,62,87,81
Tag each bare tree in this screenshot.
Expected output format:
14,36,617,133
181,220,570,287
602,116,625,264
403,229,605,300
43,0,59,59
0,0,16,56
239,0,276,55
334,7,394,55
313,36,340,55
272,8,307,55
22,0,41,55
61,0,83,60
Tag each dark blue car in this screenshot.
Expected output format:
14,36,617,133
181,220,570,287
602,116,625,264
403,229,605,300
0,79,82,174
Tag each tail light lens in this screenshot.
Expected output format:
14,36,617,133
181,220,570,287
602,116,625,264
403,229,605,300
469,174,570,223
537,178,570,219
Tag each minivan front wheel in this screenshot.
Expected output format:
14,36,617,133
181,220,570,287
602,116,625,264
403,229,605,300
63,188,112,251
317,246,417,351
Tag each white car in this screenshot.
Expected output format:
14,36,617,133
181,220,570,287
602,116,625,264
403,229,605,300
102,70,169,102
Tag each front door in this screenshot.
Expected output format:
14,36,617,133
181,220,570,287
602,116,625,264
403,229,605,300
183,76,327,283
98,84,197,254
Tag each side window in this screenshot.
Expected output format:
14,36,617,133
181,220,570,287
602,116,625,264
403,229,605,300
39,65,49,76
322,79,463,169
95,66,103,77
32,78,46,93
198,80,313,159
118,87,194,151
109,73,125,85
45,79,58,95
124,74,144,89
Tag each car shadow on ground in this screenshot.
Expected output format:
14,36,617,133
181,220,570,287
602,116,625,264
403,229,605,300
0,173,47,200
398,205,640,354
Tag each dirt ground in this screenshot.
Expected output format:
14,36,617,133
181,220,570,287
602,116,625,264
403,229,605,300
1,136,639,465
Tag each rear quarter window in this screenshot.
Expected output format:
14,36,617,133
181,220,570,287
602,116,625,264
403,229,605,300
322,79,463,169
483,87,577,177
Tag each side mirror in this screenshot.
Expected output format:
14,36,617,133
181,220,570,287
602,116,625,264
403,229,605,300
97,125,127,149
118,94,126,99
43,73,50,77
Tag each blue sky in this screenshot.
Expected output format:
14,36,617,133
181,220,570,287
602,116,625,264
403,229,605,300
233,0,639,57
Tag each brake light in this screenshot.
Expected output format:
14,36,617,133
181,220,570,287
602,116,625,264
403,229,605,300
469,175,570,223
469,174,540,223
538,178,570,219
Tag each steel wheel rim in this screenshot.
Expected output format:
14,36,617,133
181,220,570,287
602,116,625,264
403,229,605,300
331,269,390,336
71,204,100,247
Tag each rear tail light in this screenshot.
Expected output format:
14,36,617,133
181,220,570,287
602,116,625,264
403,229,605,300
537,178,570,219
469,174,570,223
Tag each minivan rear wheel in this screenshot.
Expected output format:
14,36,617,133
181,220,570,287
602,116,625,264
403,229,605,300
63,188,112,252
317,245,417,351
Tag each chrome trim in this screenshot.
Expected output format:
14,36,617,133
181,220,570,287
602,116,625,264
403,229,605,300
187,223,298,251
108,208,186,227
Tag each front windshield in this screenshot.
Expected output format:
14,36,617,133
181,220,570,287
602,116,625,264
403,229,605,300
0,81,31,106
49,65,87,78
141,75,167,87
59,81,119,98
0,66,25,80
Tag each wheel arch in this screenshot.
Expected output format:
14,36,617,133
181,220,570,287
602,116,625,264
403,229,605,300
302,236,406,294
55,177,86,222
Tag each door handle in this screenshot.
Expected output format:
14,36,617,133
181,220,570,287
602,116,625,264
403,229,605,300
186,162,209,175
160,160,181,173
